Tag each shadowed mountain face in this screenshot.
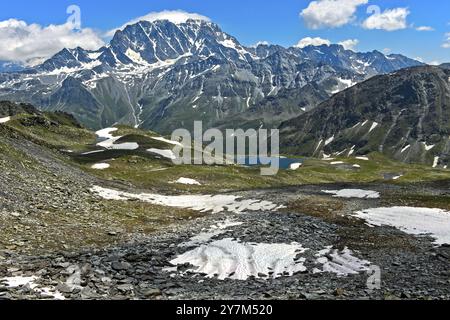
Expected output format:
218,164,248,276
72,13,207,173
0,100,39,117
0,19,421,133
280,66,450,168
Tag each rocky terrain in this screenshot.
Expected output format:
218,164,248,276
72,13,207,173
1,183,450,300
280,65,450,167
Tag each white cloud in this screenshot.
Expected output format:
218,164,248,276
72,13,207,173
300,0,368,29
383,48,392,54
362,7,410,31
295,37,331,48
253,41,270,47
338,39,359,51
295,37,358,50
442,33,450,48
106,10,211,37
0,19,104,65
429,61,441,66
415,26,434,32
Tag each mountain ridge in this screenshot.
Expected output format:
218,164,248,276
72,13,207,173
0,19,423,132
279,65,450,168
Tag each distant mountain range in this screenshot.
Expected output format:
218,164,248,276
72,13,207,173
0,61,26,73
280,65,450,168
0,19,422,132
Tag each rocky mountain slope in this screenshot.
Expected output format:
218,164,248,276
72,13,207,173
0,19,421,133
280,66,450,168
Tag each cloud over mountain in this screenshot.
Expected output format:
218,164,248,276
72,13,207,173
295,37,331,48
300,0,368,29
0,19,104,65
105,10,211,37
295,37,359,51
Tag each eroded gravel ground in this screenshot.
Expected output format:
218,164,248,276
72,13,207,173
1,181,449,300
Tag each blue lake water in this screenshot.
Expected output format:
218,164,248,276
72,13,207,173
236,156,303,170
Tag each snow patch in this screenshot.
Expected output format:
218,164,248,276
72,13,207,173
174,177,201,185
423,142,435,151
91,163,110,170
314,247,372,276
314,139,323,153
401,145,411,153
43,61,102,76
323,189,380,199
91,186,283,214
368,122,379,133
348,145,356,156
96,127,117,139
0,116,11,124
125,48,148,65
179,219,243,247
0,276,65,300
289,163,302,170
95,127,139,151
168,238,307,280
82,150,104,155
331,78,357,94
324,136,335,146
353,207,450,245
433,156,439,168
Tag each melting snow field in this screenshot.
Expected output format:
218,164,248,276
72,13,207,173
96,128,118,139
180,219,243,247
353,207,450,245
174,177,202,185
95,127,139,151
314,247,372,276
0,116,11,124
169,238,308,280
322,189,380,199
91,163,110,170
91,186,283,214
165,217,374,281
0,276,65,300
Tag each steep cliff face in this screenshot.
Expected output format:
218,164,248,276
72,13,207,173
280,66,450,167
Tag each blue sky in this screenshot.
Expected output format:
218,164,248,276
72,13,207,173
0,0,448,64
